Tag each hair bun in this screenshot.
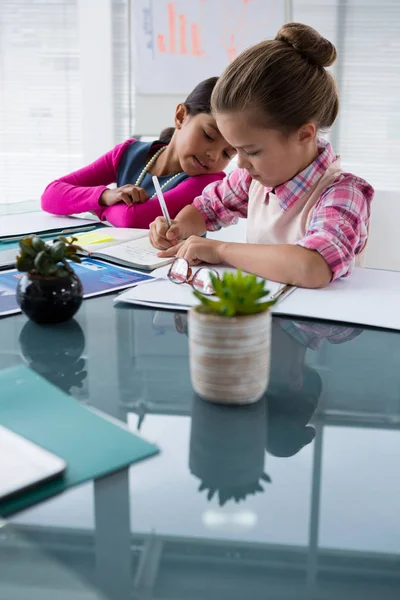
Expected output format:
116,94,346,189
276,22,337,67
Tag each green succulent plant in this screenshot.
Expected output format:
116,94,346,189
16,235,83,278
193,270,276,317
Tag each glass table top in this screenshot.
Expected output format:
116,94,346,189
0,294,399,599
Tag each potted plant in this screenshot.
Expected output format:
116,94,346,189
16,235,83,324
188,270,275,404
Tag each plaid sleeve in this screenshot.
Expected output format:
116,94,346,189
297,175,373,280
280,319,363,350
192,168,252,231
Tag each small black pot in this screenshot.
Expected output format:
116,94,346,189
16,272,83,324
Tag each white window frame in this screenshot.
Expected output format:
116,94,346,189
77,0,116,163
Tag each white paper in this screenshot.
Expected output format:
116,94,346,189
114,267,285,311
115,267,400,331
0,307,20,318
115,278,199,309
276,267,400,331
97,237,173,269
0,213,98,238
0,248,19,270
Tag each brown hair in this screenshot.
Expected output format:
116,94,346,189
159,77,219,144
211,23,339,134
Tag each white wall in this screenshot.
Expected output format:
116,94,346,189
364,191,400,271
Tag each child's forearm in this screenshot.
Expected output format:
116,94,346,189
175,205,207,239
41,180,107,215
219,242,332,288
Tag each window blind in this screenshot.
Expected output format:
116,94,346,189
293,0,400,191
1,0,398,210
112,0,134,142
0,0,83,207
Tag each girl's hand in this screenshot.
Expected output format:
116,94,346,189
158,236,225,266
99,185,149,206
174,313,188,335
149,216,182,250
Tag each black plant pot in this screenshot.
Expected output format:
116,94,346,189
16,272,83,324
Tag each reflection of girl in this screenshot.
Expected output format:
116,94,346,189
279,319,363,351
266,365,322,458
266,318,362,457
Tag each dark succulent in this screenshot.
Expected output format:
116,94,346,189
16,235,83,278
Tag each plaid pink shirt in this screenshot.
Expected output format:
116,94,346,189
279,319,362,350
193,138,374,279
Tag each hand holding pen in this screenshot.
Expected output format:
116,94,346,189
149,176,182,249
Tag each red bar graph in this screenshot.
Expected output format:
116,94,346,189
156,3,203,57
168,2,176,53
179,14,187,54
157,34,167,53
191,23,202,56
226,33,237,62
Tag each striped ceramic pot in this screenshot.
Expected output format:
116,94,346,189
188,308,271,404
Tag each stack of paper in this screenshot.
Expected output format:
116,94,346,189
275,267,400,330
114,267,400,332
0,212,100,242
114,267,286,311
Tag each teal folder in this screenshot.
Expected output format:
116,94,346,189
0,366,159,517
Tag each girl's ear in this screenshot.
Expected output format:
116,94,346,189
297,123,317,144
174,103,190,129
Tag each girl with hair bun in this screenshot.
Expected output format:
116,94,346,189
151,23,374,289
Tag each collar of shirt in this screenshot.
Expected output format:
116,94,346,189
265,138,337,211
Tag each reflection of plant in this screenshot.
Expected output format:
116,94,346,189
16,235,82,278
19,319,87,394
194,270,275,317
197,472,271,506
190,397,269,506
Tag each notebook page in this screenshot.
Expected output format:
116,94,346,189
98,236,173,268
76,227,148,251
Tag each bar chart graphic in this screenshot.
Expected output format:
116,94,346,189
134,0,284,94
153,2,204,57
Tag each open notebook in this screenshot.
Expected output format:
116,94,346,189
75,227,174,271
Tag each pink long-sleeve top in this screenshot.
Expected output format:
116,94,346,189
41,139,225,229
